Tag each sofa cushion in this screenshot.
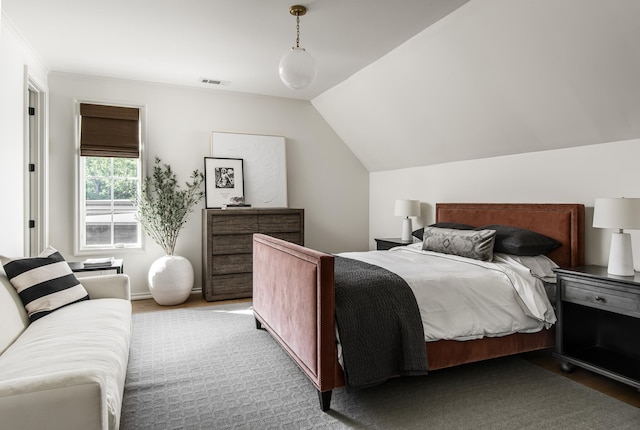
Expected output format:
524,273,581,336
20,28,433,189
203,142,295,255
0,298,132,430
0,247,89,322
0,272,29,355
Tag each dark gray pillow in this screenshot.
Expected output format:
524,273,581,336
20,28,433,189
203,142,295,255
475,224,561,256
412,222,475,240
422,227,496,261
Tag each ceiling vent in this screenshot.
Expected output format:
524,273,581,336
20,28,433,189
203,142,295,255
200,78,230,86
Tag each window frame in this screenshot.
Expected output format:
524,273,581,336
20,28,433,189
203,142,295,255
75,100,146,255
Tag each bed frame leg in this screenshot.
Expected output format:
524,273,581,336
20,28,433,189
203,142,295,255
255,318,262,330
318,390,332,411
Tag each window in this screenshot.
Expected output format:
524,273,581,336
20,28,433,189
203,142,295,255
77,103,143,251
80,157,140,248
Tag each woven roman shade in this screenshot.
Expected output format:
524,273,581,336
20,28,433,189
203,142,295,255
80,103,140,158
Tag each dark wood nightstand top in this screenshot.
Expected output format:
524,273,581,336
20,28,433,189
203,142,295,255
374,238,415,250
554,265,640,288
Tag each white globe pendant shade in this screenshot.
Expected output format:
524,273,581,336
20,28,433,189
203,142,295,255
279,47,317,90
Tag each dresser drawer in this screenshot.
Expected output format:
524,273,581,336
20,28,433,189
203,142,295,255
259,214,302,233
204,273,253,300
210,214,259,233
268,231,303,245
210,253,253,275
210,234,253,254
562,281,640,317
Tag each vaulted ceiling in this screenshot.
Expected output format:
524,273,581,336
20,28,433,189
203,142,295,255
313,0,640,171
4,0,640,172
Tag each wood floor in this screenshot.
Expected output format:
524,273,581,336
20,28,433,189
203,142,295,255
132,293,640,408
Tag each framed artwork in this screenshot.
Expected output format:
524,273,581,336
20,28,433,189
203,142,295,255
204,157,245,208
211,132,287,207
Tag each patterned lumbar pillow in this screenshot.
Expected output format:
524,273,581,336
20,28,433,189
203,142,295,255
422,227,496,261
0,247,89,322
412,222,475,240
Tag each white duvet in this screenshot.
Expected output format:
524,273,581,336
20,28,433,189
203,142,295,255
337,243,556,342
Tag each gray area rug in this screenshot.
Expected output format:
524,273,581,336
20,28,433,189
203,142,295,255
121,303,640,429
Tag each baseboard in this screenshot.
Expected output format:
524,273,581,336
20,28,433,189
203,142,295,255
131,288,202,301
131,292,153,301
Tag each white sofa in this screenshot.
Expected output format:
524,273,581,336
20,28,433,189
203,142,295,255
0,271,132,430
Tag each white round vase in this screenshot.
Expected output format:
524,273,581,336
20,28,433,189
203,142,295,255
148,255,194,305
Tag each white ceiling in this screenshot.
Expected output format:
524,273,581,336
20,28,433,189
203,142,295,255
1,0,470,101
5,0,640,173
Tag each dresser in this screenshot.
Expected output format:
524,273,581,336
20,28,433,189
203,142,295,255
553,266,640,390
202,208,304,301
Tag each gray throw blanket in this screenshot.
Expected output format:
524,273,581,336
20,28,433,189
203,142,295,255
334,256,429,389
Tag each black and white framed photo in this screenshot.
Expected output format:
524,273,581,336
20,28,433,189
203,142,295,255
204,157,245,208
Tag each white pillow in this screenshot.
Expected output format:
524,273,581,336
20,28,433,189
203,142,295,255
495,253,559,283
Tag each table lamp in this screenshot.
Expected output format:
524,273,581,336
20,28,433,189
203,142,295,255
593,197,640,276
394,199,421,241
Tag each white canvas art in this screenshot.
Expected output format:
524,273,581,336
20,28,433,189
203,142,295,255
211,132,287,207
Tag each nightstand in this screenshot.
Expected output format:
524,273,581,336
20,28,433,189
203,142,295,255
553,266,640,390
374,238,414,250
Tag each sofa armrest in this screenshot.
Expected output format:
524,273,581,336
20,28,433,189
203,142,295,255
0,370,108,430
80,274,131,301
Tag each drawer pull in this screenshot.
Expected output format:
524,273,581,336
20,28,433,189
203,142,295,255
595,296,606,302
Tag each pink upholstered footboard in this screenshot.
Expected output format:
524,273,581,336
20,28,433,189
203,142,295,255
252,233,341,409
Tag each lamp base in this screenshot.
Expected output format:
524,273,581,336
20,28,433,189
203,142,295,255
401,218,413,241
607,232,635,276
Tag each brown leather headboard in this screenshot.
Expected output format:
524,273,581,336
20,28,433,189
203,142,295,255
436,203,585,268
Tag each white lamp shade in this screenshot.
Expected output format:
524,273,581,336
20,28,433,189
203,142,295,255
593,198,640,230
279,47,317,90
394,199,421,218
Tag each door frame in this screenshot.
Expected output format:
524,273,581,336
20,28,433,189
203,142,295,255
23,67,48,256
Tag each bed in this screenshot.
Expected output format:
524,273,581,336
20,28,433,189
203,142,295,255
252,203,584,411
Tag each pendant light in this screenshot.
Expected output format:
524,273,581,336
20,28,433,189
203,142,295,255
279,5,317,90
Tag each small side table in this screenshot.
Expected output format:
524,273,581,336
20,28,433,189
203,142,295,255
69,259,124,274
374,238,414,251
553,265,640,391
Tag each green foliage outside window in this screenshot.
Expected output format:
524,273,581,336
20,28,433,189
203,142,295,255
85,157,138,201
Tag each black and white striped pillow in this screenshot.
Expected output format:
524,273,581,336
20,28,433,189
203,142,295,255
0,247,89,322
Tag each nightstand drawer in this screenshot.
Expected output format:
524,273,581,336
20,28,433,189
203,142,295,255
562,281,640,317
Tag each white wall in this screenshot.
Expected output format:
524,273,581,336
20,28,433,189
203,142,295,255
314,0,640,172
0,13,47,256
370,139,640,269
48,73,369,298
